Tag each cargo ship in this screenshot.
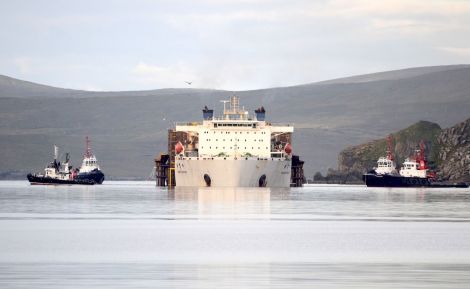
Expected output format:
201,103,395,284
27,137,104,185
172,96,294,187
362,137,468,188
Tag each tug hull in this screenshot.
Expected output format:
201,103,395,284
27,174,95,185
362,173,468,188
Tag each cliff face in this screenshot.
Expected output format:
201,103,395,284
338,121,442,174
437,118,470,181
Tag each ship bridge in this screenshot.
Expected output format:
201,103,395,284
174,96,293,159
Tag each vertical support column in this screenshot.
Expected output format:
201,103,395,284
168,167,175,187
291,155,304,187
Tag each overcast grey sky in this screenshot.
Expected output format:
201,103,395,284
1,0,470,91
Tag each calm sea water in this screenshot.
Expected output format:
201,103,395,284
1,181,470,288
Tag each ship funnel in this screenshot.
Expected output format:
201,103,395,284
202,106,213,120
255,107,266,121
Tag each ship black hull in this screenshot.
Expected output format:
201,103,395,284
27,174,95,185
362,173,468,188
75,169,105,184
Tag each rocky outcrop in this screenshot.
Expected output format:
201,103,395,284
337,121,442,176
437,118,470,182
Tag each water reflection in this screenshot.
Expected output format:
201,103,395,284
171,187,273,216
0,182,469,220
1,182,470,288
3,262,470,289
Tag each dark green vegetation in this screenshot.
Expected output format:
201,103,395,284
345,121,442,170
1,65,470,179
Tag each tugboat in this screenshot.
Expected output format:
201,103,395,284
362,136,468,188
74,136,105,184
27,137,105,185
27,145,94,185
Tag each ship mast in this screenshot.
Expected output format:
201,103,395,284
386,134,394,161
54,145,59,160
220,96,248,120
85,136,92,158
417,140,427,170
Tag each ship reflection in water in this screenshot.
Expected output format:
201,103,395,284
171,186,272,216
1,181,470,288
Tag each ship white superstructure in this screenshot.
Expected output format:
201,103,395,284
79,136,101,173
174,96,294,187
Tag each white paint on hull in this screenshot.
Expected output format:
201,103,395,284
175,158,292,187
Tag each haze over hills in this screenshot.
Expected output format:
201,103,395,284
0,65,469,179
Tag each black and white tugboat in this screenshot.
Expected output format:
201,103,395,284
362,137,468,188
74,136,105,184
27,145,94,185
27,137,105,185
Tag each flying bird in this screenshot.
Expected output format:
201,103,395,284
185,81,192,85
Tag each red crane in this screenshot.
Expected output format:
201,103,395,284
416,140,428,170
386,134,394,161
